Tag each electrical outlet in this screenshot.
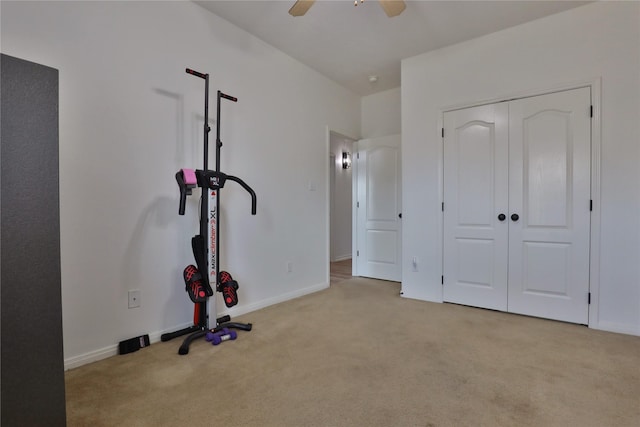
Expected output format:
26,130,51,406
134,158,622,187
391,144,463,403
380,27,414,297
128,290,141,309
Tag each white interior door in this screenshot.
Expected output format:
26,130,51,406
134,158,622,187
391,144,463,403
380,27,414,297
356,135,402,282
443,87,591,324
507,88,591,324
443,103,509,311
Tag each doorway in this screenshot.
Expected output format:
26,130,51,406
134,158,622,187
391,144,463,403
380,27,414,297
329,131,356,283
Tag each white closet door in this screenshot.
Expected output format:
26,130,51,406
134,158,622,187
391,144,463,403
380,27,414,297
443,103,509,311
443,87,591,324
507,87,591,324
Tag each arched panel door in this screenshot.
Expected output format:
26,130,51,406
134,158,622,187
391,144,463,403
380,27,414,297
508,88,591,324
355,135,402,282
443,103,509,311
443,87,591,324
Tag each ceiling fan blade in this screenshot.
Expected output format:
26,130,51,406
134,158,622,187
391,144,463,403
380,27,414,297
378,0,406,17
289,0,316,17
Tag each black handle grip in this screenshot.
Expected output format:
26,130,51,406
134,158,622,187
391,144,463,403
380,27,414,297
186,68,207,79
196,170,257,215
216,315,231,324
226,175,257,215
176,171,188,215
511,213,519,221
498,213,506,221
219,91,238,102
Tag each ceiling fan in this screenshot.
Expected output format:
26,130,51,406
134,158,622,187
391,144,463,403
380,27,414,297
289,0,407,18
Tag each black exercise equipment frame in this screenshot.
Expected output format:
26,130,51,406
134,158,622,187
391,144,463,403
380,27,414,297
161,68,255,355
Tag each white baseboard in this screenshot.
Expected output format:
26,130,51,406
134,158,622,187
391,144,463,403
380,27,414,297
219,281,329,319
591,320,640,337
331,254,352,262
64,345,118,371
64,282,329,370
396,295,640,338
64,322,192,371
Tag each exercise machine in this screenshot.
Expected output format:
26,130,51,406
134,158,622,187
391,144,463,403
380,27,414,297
161,68,256,355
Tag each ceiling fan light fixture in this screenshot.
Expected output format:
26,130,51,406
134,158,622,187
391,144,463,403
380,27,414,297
288,0,315,17
379,0,406,17
289,0,405,17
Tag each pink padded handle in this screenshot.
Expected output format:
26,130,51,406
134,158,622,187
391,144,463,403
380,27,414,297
182,169,197,185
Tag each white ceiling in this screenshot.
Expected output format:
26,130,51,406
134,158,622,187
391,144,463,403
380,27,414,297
195,0,590,96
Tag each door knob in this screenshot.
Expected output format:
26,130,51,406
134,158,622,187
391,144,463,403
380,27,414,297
498,214,506,221
398,213,402,219
511,213,519,221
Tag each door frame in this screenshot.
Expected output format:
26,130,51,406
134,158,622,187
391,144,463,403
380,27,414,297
325,127,358,283
438,79,602,328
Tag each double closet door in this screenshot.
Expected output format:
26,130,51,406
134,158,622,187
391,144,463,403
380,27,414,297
443,88,591,324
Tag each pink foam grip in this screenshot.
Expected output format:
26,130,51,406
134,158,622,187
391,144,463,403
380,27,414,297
182,169,197,185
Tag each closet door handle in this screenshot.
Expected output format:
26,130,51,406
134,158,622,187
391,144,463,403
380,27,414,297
498,214,506,221
511,213,520,222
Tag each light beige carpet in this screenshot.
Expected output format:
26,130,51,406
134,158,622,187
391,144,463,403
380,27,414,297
65,277,640,426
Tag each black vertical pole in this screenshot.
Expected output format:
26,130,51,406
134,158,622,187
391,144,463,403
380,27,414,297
215,90,237,305
201,74,210,241
204,76,209,169
186,67,211,330
215,91,222,297
200,74,210,328
216,90,222,172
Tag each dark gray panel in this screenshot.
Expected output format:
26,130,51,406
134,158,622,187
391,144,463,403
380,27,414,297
1,54,66,426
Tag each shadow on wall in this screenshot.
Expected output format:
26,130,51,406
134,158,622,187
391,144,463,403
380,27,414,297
120,196,188,321
153,88,184,162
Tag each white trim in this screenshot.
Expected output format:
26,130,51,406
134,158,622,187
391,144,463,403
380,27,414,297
437,111,445,302
352,139,359,277
218,281,329,319
332,254,352,262
588,78,602,330
65,281,330,370
329,153,336,262
64,344,119,371
441,78,603,113
591,321,640,337
439,79,602,328
325,126,331,285
63,322,192,371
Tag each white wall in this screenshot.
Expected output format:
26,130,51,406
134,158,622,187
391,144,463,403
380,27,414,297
329,133,355,261
361,88,401,139
1,1,361,367
401,1,640,335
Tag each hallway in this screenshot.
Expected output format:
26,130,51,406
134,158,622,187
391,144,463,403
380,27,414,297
330,258,352,285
